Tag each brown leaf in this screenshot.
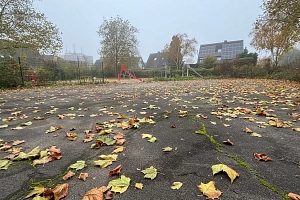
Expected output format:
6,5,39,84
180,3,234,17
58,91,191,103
34,116,45,120
113,132,125,140
108,165,122,176
253,153,272,161
78,172,89,181
288,192,300,200
82,186,108,200
171,124,176,128
113,146,125,153
223,139,234,146
244,127,253,133
105,190,113,200
116,139,126,145
63,171,75,180
52,183,68,200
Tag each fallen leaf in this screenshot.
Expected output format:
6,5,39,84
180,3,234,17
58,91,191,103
223,139,234,146
78,172,89,181
63,171,75,180
244,127,253,133
12,140,25,146
0,124,8,128
198,181,222,200
113,146,125,153
211,164,239,183
108,165,122,176
171,182,183,190
253,153,272,161
52,183,68,200
82,186,108,200
135,183,143,190
251,132,262,137
113,132,125,140
162,146,173,152
288,192,300,200
171,124,176,128
148,137,157,143
69,160,86,170
116,139,126,145
25,185,45,198
0,159,12,170
107,175,131,194
141,166,157,180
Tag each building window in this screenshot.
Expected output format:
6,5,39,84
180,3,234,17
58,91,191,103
217,57,221,61
217,49,222,53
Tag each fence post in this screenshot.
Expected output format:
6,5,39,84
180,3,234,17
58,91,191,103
18,57,24,86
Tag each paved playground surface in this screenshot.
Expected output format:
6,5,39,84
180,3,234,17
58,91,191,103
0,79,299,199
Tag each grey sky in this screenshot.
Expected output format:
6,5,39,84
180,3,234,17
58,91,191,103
34,0,263,63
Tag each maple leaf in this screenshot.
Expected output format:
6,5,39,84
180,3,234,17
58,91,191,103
171,182,183,190
198,181,222,200
148,137,157,143
78,172,89,181
108,164,122,176
69,160,86,170
82,186,108,200
113,132,125,140
116,139,126,145
253,153,272,161
211,164,239,183
52,183,68,200
288,192,300,200
65,132,78,141
141,166,157,180
96,136,116,147
25,184,45,198
0,159,12,170
113,146,125,153
162,146,173,152
63,171,75,180
107,175,131,194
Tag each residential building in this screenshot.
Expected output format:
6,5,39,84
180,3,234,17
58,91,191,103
145,51,168,69
197,40,243,63
61,51,93,66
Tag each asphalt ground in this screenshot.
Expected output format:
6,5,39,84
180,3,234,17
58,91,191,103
0,79,299,200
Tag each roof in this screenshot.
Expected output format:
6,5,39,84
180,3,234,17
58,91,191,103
145,52,168,69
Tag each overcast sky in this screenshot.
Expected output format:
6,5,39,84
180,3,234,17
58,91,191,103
34,0,263,63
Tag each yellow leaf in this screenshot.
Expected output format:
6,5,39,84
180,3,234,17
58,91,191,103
211,164,239,183
171,182,183,190
141,166,157,180
135,183,143,190
162,146,173,152
198,181,222,199
107,175,131,193
26,185,45,198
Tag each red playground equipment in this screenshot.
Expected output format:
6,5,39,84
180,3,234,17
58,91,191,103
25,72,37,83
118,66,142,81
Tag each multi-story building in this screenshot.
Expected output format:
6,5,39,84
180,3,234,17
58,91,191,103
197,40,243,63
62,51,93,66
